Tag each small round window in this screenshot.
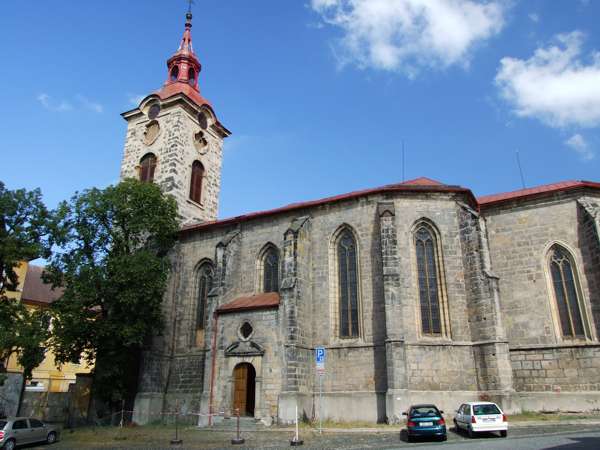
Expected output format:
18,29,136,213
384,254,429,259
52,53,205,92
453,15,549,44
240,322,253,340
148,103,160,120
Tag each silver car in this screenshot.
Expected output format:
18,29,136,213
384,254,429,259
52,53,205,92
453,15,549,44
0,417,59,450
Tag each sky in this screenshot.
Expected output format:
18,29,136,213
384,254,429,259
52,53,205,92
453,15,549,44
1,0,600,219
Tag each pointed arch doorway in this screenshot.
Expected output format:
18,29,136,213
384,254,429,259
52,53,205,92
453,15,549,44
232,363,256,416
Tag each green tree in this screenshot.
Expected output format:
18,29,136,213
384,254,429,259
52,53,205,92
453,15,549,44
0,181,50,386
45,179,178,412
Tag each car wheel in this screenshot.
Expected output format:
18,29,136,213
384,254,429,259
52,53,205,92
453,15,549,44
47,431,57,444
440,435,448,442
468,426,474,438
500,430,507,438
406,434,412,443
2,439,16,450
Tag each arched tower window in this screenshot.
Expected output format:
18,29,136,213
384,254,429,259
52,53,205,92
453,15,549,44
548,245,587,339
189,161,204,204
262,247,279,293
170,65,179,81
139,153,157,183
337,229,360,338
196,262,214,331
188,68,196,86
414,223,446,336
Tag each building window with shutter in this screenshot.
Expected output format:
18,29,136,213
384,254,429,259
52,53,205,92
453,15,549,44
548,244,589,340
189,160,204,204
337,229,360,338
139,153,157,183
414,221,449,337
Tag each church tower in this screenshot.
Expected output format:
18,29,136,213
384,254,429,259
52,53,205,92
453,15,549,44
120,10,230,224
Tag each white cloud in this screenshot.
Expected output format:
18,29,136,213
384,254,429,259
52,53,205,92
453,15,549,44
528,13,539,23
565,133,594,161
128,93,146,107
310,0,506,76
37,93,103,113
496,32,600,128
37,93,72,112
77,95,103,113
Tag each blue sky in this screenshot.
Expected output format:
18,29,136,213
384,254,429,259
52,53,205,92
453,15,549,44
2,0,600,219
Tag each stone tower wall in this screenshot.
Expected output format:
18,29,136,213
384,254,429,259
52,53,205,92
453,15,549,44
120,98,223,225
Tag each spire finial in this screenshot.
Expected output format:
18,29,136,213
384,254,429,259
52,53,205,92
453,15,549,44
187,0,194,15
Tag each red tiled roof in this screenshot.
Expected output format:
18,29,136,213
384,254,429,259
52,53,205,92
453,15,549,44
181,178,473,234
401,177,444,186
21,265,63,305
217,292,280,314
478,180,600,207
156,82,211,108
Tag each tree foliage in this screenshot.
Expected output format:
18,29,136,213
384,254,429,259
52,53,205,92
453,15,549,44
45,179,178,402
0,181,50,384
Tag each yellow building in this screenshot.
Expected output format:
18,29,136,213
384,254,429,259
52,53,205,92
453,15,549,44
4,262,91,393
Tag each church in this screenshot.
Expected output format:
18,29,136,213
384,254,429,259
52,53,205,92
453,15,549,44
119,11,600,425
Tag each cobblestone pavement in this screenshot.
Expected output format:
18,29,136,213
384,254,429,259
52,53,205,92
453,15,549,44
22,423,600,450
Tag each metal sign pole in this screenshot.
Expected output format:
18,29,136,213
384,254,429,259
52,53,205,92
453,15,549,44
319,373,323,434
315,346,326,436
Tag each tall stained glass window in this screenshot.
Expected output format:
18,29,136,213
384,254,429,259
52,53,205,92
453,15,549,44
415,225,442,335
338,230,359,338
196,263,214,330
549,245,585,338
263,248,279,293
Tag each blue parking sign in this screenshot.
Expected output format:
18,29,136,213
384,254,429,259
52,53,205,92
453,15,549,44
315,347,326,372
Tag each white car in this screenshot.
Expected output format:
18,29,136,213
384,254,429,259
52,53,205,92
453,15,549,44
453,402,508,438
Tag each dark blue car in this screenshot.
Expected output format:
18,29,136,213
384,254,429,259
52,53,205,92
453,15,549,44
403,404,447,442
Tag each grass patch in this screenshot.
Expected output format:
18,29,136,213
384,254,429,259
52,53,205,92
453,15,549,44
509,411,600,422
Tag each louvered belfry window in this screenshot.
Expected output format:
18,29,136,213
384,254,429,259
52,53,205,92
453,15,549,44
196,263,214,330
415,225,442,335
139,153,157,183
189,161,204,204
549,245,585,338
263,248,279,293
338,230,359,338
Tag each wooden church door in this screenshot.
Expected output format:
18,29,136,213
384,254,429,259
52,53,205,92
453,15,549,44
232,363,256,416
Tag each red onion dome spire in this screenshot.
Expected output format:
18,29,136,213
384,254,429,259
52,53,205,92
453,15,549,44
157,10,210,107
166,11,201,91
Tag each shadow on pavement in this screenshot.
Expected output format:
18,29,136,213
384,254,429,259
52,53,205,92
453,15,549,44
543,437,600,450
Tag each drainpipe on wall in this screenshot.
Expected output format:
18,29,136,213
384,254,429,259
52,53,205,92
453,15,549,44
208,312,219,426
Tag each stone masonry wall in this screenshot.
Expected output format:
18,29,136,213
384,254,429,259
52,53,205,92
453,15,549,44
510,345,600,392
483,194,599,345
406,344,477,391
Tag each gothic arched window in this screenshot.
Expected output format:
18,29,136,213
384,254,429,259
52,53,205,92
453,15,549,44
548,245,586,339
139,153,157,183
263,247,279,293
189,161,204,204
196,262,214,331
337,229,359,338
415,223,444,335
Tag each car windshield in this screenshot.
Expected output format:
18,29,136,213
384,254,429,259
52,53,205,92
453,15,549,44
0,420,6,429
473,404,501,415
410,407,439,417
